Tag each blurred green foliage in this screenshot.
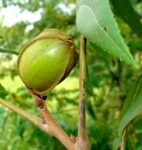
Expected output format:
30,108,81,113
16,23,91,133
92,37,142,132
0,0,142,149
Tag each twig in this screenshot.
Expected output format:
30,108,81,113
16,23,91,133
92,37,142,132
0,98,69,138
0,98,48,133
32,93,75,150
0,98,39,125
0,98,61,134
75,36,90,150
0,97,75,150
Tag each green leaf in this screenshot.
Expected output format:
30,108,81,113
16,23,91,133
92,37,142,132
135,120,142,134
88,121,103,143
0,48,19,55
118,74,142,137
86,80,94,97
88,66,99,87
110,0,142,38
112,138,121,150
125,136,134,150
0,84,8,99
86,100,96,119
0,107,7,128
89,42,113,67
76,0,137,68
86,65,98,97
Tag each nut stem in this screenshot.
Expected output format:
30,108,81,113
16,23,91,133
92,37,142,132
32,93,75,150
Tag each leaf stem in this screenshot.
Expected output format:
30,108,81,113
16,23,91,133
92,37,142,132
120,129,126,150
78,35,87,136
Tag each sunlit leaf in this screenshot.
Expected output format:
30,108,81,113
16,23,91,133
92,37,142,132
76,0,137,67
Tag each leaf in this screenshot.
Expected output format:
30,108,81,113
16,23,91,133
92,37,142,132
125,136,134,150
86,65,98,97
86,80,94,97
112,138,121,150
89,42,113,67
135,120,142,134
118,74,142,137
76,0,137,68
110,0,142,38
88,120,103,143
0,84,8,98
86,100,96,119
88,67,99,87
0,107,7,128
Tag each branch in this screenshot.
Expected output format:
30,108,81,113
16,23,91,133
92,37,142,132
75,36,90,150
0,98,39,125
32,94,75,150
0,98,56,135
0,48,19,55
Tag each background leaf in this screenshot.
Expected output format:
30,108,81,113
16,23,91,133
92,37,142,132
0,84,8,98
89,42,113,67
112,138,121,150
118,74,142,137
76,0,137,67
110,0,142,38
